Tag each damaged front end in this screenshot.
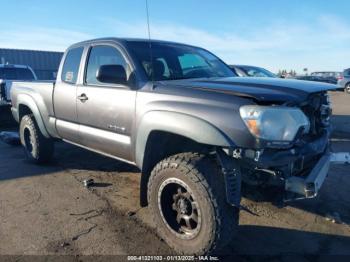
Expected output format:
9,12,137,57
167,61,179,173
230,92,333,202
240,132,330,201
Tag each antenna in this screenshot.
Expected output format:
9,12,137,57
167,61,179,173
146,0,151,42
145,0,154,85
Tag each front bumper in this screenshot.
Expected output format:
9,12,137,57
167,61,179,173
253,132,329,169
285,153,330,200
238,131,333,201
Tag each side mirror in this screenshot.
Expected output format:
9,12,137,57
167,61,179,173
96,64,127,85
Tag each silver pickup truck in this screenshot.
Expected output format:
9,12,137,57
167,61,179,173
11,38,337,255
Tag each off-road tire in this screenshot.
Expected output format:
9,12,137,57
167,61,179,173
19,114,54,164
148,152,239,255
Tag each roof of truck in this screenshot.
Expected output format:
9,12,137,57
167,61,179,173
68,37,197,49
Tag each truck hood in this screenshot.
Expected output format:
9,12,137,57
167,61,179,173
160,77,337,103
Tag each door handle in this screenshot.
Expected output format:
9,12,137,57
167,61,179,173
77,93,88,102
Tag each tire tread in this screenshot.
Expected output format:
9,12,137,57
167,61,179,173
148,152,238,255
20,114,54,163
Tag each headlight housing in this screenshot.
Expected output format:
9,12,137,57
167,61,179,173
240,105,310,142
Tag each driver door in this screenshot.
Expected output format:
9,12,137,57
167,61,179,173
76,44,136,162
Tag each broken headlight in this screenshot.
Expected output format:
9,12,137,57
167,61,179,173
240,105,310,142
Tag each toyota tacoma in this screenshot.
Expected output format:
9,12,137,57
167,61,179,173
10,38,336,254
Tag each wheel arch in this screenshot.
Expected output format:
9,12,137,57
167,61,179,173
16,94,50,138
136,111,234,207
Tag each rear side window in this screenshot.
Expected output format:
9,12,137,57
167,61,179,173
61,47,84,84
345,69,350,76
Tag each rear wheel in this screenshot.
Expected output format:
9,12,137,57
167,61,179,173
148,152,239,255
19,114,54,164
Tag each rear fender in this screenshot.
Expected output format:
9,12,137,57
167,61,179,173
16,94,50,138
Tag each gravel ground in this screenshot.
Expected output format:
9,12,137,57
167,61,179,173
0,91,349,261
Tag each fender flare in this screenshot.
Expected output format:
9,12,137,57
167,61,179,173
135,111,234,169
16,94,50,138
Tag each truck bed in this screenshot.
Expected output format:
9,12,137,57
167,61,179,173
10,80,56,122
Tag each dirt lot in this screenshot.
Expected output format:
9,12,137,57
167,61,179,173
0,91,349,260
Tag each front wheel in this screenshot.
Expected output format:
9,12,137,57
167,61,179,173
148,152,239,255
19,114,54,164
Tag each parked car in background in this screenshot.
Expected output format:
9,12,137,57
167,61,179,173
296,71,343,85
338,68,350,94
0,64,37,106
229,65,277,78
295,75,323,83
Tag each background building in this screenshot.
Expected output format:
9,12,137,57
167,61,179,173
0,48,63,80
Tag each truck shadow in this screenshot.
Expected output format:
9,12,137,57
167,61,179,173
0,139,139,181
241,179,350,226
2,136,350,257
0,106,17,128
225,225,350,256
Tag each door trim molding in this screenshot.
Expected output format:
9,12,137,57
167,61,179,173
63,139,136,166
80,124,131,145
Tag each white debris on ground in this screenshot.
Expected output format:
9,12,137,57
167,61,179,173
325,212,342,224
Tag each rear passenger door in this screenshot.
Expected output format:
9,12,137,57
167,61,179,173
54,46,84,143
76,44,136,162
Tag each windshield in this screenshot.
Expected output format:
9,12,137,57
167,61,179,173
0,67,35,80
239,66,276,78
127,41,236,81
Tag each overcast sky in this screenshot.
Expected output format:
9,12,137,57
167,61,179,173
0,0,349,73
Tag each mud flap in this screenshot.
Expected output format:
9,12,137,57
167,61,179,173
216,148,242,207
